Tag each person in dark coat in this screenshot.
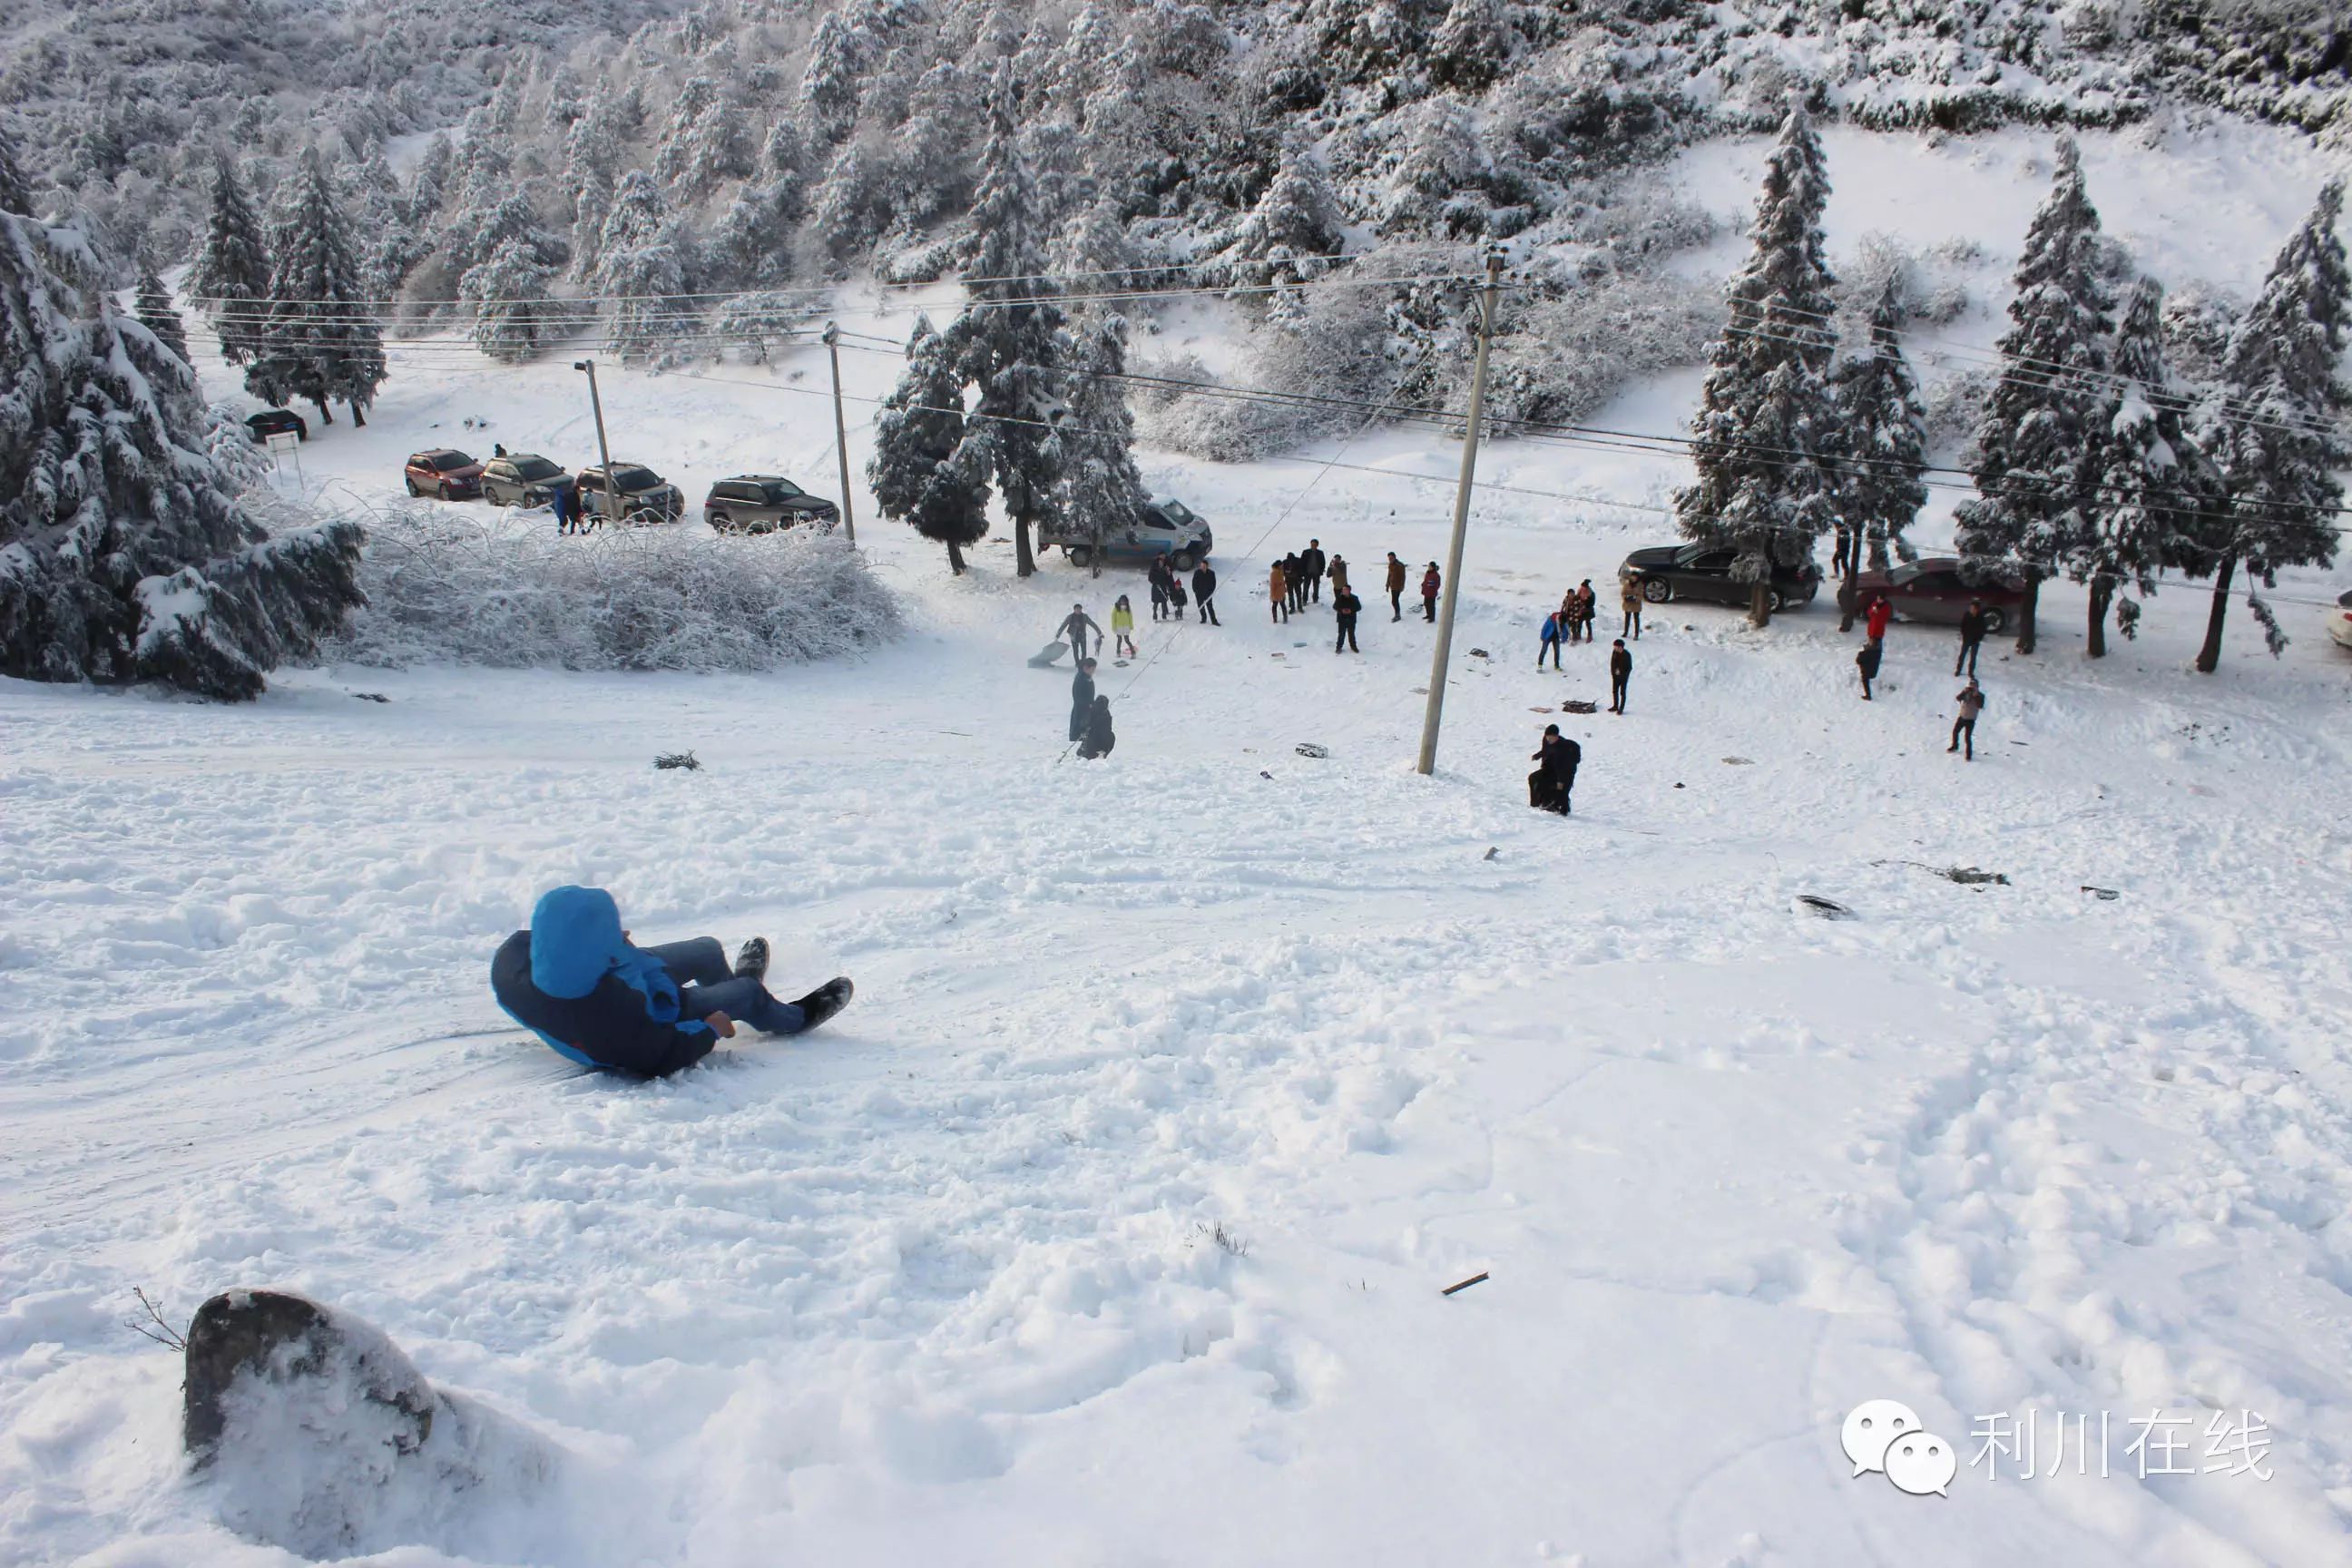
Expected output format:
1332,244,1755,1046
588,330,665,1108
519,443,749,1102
1333,587,1362,653
1148,557,1172,622
1955,600,1987,677
1076,695,1115,759
1282,552,1305,613
1070,658,1097,742
551,482,575,534
1192,563,1220,624
1528,724,1580,815
1058,603,1102,661
1856,638,1882,700
1609,638,1632,714
1421,563,1441,622
1386,553,1408,621
491,886,850,1076
1301,539,1327,603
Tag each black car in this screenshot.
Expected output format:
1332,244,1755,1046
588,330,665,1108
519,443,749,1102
479,453,576,508
703,475,840,534
246,408,309,444
1619,544,1821,613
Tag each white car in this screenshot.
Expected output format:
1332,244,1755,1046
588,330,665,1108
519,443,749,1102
2330,589,2352,652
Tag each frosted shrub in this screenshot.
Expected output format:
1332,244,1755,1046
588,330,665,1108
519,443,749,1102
323,505,901,672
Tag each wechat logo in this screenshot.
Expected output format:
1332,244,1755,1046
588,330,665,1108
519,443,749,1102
1844,1400,1957,1497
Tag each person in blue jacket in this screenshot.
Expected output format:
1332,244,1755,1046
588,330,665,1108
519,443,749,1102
492,886,851,1075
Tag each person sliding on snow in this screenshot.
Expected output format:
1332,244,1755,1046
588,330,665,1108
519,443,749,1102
1076,695,1116,760
1529,724,1579,815
492,886,850,1076
1112,595,1138,659
1058,603,1102,662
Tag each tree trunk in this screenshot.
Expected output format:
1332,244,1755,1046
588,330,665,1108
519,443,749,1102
2014,578,2040,655
1013,513,1035,577
1867,532,1890,572
946,538,966,575
1749,580,1771,629
2195,552,2237,674
2085,575,2113,658
312,399,334,426
1837,559,1860,632
349,401,366,428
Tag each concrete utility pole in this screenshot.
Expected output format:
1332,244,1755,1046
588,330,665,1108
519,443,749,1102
1415,249,1506,778
823,322,857,544
573,358,615,524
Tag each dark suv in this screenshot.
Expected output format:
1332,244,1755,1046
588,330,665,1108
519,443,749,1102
479,453,576,508
703,475,840,534
575,462,684,524
404,449,484,500
1619,543,1821,614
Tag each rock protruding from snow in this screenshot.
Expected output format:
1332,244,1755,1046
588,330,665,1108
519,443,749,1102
185,1289,557,1561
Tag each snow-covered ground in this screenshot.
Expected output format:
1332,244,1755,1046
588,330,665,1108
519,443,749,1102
7,123,2352,1566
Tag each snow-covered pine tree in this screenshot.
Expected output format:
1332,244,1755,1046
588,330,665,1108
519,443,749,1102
1428,0,1518,91
0,209,364,700
188,153,270,367
1053,313,1151,577
944,68,1069,578
2081,279,2201,656
709,121,808,288
869,315,992,573
1671,99,1838,627
134,264,191,368
249,149,386,426
2189,179,2348,672
591,172,690,361
655,76,749,197
0,122,33,215
563,110,623,282
1229,141,1341,287
1954,139,2113,655
405,134,457,230
459,239,556,364
1826,275,1926,628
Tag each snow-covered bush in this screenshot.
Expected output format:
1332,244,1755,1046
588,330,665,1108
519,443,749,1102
322,506,901,672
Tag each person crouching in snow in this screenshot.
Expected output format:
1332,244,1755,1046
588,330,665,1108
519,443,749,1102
492,886,850,1076
1077,694,1116,759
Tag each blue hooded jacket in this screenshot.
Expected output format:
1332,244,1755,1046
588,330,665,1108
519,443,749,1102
491,887,716,1075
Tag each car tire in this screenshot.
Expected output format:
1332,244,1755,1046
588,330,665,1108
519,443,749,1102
709,511,731,534
405,478,420,497
1171,549,1197,572
437,483,453,501
1642,577,1671,603
1766,588,1788,614
1066,544,1093,568
1981,608,2006,636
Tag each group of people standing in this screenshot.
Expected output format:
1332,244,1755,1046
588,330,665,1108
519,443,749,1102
1146,556,1221,626
1853,593,1991,761
1268,540,1335,621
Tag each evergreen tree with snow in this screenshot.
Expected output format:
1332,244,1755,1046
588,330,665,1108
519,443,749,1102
869,315,992,573
2187,180,2348,672
943,68,1069,578
1954,140,2113,655
1230,141,1341,287
134,265,191,368
1053,313,1151,577
802,9,875,144
654,76,747,196
188,153,271,367
249,149,386,426
405,134,458,230
591,172,690,362
2081,279,2204,657
1672,99,1838,627
1826,276,1926,628
709,122,808,288
0,208,364,700
563,110,623,282
460,239,556,364
0,122,33,216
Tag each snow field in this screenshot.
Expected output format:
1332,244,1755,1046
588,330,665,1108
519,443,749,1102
5,119,2352,1564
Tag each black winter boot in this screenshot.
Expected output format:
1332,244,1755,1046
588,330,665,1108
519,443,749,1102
733,937,770,983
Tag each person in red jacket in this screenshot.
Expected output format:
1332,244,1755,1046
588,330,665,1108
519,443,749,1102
1865,594,1892,643
1420,563,1441,622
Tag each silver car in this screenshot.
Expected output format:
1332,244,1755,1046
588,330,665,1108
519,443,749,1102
575,462,684,524
703,475,840,534
479,453,575,508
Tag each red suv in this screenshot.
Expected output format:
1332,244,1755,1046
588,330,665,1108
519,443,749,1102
404,449,484,500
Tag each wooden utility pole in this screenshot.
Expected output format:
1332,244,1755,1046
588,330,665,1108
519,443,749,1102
823,321,857,544
1416,250,1506,778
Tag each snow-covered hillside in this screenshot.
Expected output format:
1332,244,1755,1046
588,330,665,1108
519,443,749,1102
5,107,2352,1565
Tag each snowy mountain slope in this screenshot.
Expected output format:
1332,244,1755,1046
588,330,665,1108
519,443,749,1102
7,107,2352,1563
